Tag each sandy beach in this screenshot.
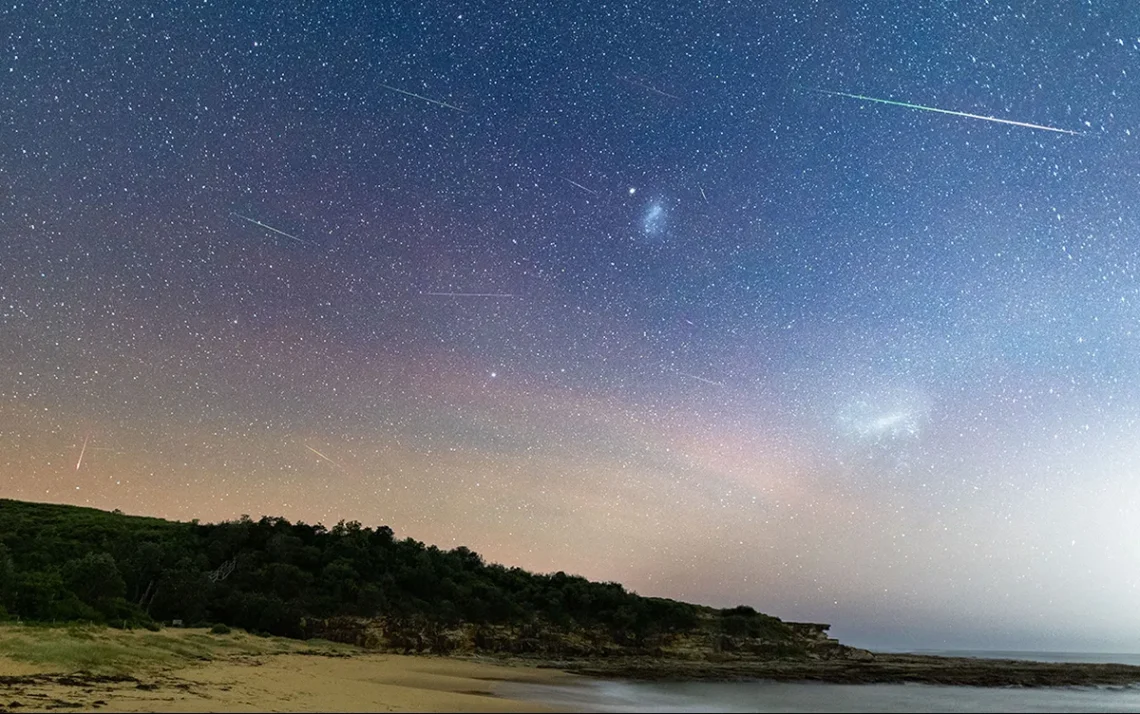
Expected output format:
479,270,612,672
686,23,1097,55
0,625,574,712
8,623,1140,712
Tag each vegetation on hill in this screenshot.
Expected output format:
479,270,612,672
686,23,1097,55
0,498,802,656
0,622,355,675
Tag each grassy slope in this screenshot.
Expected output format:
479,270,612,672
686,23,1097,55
0,623,358,675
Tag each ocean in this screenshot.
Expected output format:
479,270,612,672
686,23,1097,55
498,652,1140,713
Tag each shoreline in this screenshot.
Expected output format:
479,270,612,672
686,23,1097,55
4,625,1140,713
533,652,1140,688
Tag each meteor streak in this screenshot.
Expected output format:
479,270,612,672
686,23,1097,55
422,291,515,298
616,75,680,100
305,444,344,469
231,212,311,245
378,83,467,112
673,370,726,388
75,436,89,471
809,88,1083,136
560,177,598,195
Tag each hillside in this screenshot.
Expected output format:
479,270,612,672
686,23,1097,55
0,498,854,661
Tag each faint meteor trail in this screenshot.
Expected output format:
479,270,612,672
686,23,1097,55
305,444,345,469
560,177,598,195
422,291,516,298
378,83,467,112
699,185,708,203
75,436,89,471
674,370,726,388
808,88,1084,136
616,75,680,100
231,212,311,245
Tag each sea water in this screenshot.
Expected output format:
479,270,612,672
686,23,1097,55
497,652,1140,713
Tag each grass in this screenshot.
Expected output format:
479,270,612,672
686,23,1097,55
0,622,360,675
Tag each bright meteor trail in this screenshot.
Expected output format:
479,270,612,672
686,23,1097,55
304,444,344,470
75,436,88,471
377,83,467,112
809,88,1084,136
231,212,311,245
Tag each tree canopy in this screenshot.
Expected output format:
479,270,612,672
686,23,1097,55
0,498,792,652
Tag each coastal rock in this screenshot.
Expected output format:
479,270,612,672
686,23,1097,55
785,622,832,642
844,647,875,662
559,654,1140,687
815,643,875,661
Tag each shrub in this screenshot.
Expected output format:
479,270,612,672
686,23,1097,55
210,623,231,635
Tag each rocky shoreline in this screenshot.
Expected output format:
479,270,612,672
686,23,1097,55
304,616,1140,689
536,653,1140,688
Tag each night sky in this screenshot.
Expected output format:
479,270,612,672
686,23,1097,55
4,1,1139,652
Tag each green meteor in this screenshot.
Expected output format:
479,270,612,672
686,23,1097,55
809,88,1083,136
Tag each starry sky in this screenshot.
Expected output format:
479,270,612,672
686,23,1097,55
3,1,1139,652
